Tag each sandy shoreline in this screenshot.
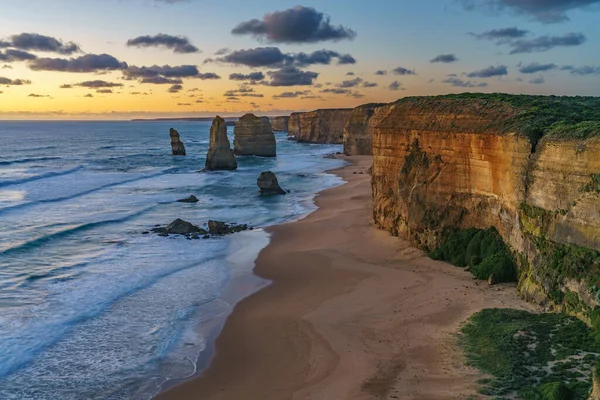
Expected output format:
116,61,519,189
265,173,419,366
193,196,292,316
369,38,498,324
156,155,533,400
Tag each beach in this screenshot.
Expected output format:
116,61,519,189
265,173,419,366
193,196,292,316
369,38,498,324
157,155,533,400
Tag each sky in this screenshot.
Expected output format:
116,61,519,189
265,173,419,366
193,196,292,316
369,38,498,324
0,0,599,120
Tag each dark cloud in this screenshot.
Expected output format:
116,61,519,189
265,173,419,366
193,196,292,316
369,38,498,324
214,48,230,55
321,88,351,95
466,65,508,77
346,72,354,76
430,54,458,63
198,72,220,80
195,99,204,103
0,49,37,62
60,84,72,89
177,103,192,106
266,66,318,86
561,65,600,75
470,27,529,41
508,32,586,54
293,50,355,67
529,76,545,84
229,72,265,81
351,92,364,98
392,66,416,75
84,94,93,98
0,77,31,85
442,77,488,87
28,93,50,98
518,62,557,73
168,84,183,93
337,77,363,88
96,89,113,94
8,33,80,54
75,80,124,88
231,6,356,43
28,53,127,73
272,90,311,98
362,81,377,87
126,34,199,53
375,70,387,75
124,64,200,79
388,81,403,91
140,76,183,84
462,0,600,23
219,47,287,68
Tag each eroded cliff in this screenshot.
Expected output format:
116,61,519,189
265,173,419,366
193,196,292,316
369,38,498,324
234,113,276,157
343,103,389,156
288,109,352,144
371,94,600,311
271,116,289,132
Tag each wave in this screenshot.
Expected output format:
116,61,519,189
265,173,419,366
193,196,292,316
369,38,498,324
0,206,156,256
0,166,83,188
0,156,63,166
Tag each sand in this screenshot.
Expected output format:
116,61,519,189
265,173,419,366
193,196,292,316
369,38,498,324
156,155,533,400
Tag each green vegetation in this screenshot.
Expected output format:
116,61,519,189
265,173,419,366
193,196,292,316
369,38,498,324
583,173,600,193
397,93,600,148
429,227,517,282
461,308,600,399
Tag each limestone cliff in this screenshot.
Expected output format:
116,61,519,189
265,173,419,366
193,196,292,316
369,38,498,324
271,116,289,132
371,94,600,310
288,109,352,143
205,116,237,170
169,128,186,156
343,103,389,156
234,114,276,157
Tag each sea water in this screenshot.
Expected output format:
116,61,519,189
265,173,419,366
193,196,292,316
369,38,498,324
0,120,345,399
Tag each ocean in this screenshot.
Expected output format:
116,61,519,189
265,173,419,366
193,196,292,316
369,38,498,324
0,120,345,399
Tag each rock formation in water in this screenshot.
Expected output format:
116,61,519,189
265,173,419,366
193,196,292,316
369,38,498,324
233,113,276,157
205,116,237,170
369,94,600,312
176,195,198,203
152,218,207,237
343,103,389,155
257,171,286,194
208,220,249,235
271,116,290,132
170,128,186,155
288,109,352,143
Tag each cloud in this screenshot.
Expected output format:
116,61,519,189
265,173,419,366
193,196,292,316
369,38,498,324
561,65,600,75
388,81,403,91
214,48,230,55
123,65,220,81
346,72,354,76
272,90,311,98
28,93,50,98
321,88,351,95
75,80,124,88
60,84,72,88
168,84,183,93
84,94,93,98
518,62,557,73
229,72,265,81
466,65,508,77
375,70,387,75
218,47,287,68
140,76,183,84
266,66,318,86
126,33,199,53
462,0,600,23
231,6,356,43
293,49,355,66
529,76,545,84
96,89,113,93
470,27,529,41
28,53,127,73
337,77,363,88
362,81,377,87
442,77,488,87
7,33,80,54
177,103,192,106
392,66,416,75
430,54,459,63
508,32,586,54
0,49,37,62
198,72,220,79
0,77,31,85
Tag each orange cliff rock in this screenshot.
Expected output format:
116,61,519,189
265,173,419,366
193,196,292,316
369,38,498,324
271,116,289,132
288,109,352,144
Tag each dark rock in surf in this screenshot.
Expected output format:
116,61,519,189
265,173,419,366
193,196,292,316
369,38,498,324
208,220,248,235
176,195,199,203
170,128,186,156
205,116,237,170
257,171,285,195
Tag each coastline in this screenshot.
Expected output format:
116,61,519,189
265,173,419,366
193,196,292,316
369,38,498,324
156,155,533,400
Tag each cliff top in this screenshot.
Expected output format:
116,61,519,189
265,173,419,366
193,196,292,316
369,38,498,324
392,93,600,147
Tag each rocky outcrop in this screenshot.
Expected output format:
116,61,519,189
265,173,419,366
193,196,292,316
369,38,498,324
370,94,600,310
233,113,276,157
288,109,352,143
257,171,286,194
170,128,186,155
176,195,198,203
343,103,390,155
152,219,207,237
208,220,249,235
205,116,237,170
271,116,290,132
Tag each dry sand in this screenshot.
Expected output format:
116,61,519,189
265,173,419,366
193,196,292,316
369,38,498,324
157,155,533,400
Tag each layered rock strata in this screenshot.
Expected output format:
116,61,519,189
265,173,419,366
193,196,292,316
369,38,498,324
170,128,186,155
343,103,389,155
271,116,290,132
233,114,276,157
288,109,352,143
205,116,237,170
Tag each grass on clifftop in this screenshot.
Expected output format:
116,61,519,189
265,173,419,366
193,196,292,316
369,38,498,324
461,308,600,399
429,227,517,283
398,93,600,147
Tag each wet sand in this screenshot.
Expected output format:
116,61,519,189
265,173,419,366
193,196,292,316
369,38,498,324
157,155,532,400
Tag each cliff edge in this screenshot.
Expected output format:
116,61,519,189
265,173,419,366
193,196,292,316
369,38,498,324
288,109,352,144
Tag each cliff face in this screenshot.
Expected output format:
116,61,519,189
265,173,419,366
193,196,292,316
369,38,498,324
343,103,390,156
371,95,600,308
271,116,289,132
233,114,276,157
288,109,352,144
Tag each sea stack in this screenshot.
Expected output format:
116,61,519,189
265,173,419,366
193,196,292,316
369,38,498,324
205,116,237,170
271,116,290,132
170,128,186,155
233,113,276,157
